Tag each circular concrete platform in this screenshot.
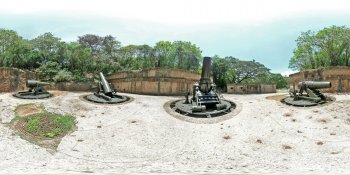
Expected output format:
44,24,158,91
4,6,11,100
164,99,242,124
13,92,52,99
83,94,131,104
281,96,336,107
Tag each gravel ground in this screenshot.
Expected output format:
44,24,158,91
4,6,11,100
0,91,350,174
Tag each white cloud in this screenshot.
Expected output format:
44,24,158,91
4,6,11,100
2,0,350,25
281,70,297,77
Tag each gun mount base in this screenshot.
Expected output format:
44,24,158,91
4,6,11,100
281,96,334,107
13,92,52,99
84,94,129,104
164,99,241,124
171,99,235,118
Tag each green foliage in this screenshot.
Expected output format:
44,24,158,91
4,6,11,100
289,25,350,71
1,28,280,89
25,112,75,138
245,73,289,89
212,56,270,90
53,69,73,82
36,61,61,80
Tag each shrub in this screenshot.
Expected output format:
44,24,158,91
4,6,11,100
53,69,73,82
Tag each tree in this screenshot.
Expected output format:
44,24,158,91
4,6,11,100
212,55,233,90
212,56,271,89
289,25,350,71
0,29,32,68
36,61,61,80
154,41,172,67
31,32,62,64
78,34,121,57
171,41,202,71
227,57,270,83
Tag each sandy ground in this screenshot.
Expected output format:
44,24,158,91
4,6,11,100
0,91,350,174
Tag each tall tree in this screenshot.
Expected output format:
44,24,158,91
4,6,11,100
0,29,32,68
31,32,62,64
289,25,350,71
154,41,172,67
171,41,202,71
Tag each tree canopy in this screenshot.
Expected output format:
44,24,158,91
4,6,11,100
212,56,287,90
0,29,203,81
0,28,286,90
289,25,350,71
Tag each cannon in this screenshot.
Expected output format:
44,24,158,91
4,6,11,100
84,72,129,104
94,72,118,101
283,81,332,106
14,80,52,99
171,56,235,118
191,57,226,112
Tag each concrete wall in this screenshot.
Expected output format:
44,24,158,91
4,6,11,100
0,67,37,92
108,68,201,96
227,83,276,94
289,67,350,93
46,82,93,92
0,67,93,92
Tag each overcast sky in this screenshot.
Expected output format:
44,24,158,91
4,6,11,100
1,0,350,75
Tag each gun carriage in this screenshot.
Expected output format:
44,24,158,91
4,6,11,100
14,80,52,99
85,72,128,104
282,81,332,106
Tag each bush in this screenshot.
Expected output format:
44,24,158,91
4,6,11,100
53,69,73,82
36,61,61,80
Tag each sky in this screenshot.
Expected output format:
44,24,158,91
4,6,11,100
1,0,350,75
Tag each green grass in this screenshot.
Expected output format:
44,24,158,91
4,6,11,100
25,112,75,138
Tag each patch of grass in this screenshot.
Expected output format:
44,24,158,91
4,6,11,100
11,103,76,150
25,112,75,138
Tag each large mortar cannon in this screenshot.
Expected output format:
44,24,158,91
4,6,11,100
95,72,116,101
283,81,333,106
85,72,129,104
14,80,52,99
172,57,234,117
191,57,226,112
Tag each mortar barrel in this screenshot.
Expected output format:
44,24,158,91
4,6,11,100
99,72,112,94
201,57,211,79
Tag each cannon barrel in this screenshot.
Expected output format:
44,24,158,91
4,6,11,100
298,81,332,89
99,72,112,94
201,57,211,79
26,80,50,87
199,57,212,94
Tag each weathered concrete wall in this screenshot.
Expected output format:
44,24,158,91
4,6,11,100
46,82,93,91
108,68,201,96
227,83,276,94
0,67,93,92
0,67,37,92
289,67,350,93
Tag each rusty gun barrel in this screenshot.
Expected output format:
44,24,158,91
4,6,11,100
298,81,332,89
99,72,112,95
199,57,212,93
26,80,50,88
